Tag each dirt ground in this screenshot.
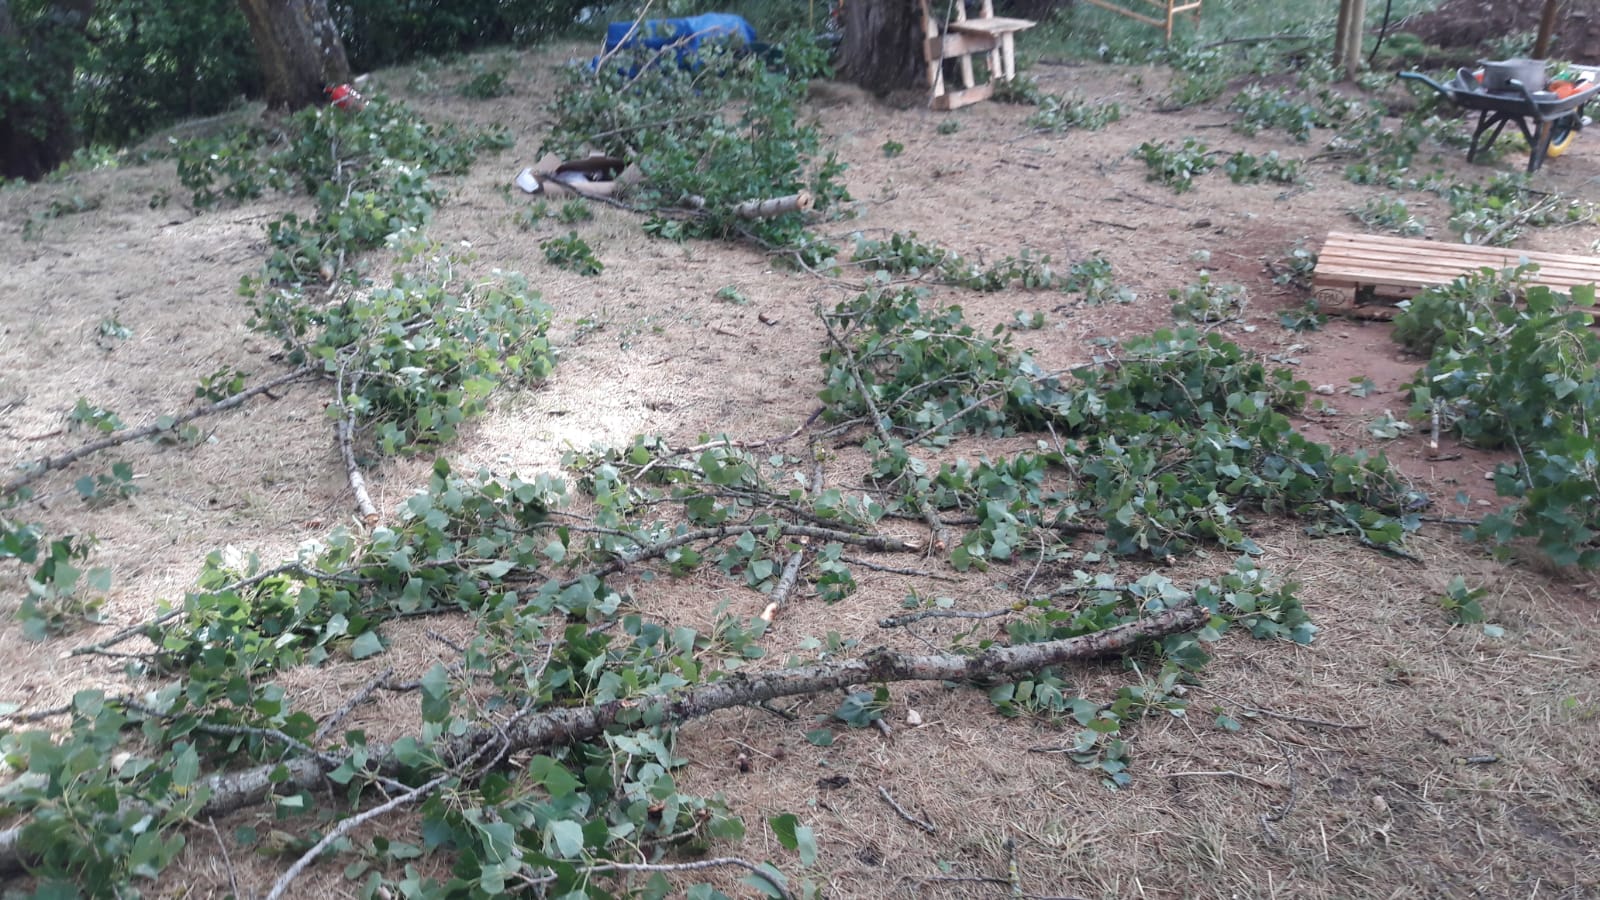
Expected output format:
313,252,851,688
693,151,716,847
3,41,1600,899
1408,0,1600,64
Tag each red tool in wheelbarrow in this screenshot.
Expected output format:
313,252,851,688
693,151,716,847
1399,60,1598,173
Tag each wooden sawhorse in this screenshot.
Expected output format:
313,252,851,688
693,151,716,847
1080,0,1201,44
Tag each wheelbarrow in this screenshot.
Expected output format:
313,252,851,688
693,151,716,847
1398,68,1599,173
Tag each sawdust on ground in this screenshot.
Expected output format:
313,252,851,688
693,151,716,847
2,41,1600,899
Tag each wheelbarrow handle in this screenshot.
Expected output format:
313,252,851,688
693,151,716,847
1397,71,1454,98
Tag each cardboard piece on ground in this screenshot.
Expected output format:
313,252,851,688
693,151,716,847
514,153,642,199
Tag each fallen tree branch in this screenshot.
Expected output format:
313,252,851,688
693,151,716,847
314,667,395,744
571,522,918,587
760,549,807,625
818,311,950,553
72,562,364,658
264,771,449,900
0,604,1206,874
520,857,790,898
840,555,957,581
733,191,813,220
335,366,379,527
879,607,1016,628
2,364,316,499
762,445,824,625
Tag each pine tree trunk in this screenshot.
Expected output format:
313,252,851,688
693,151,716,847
839,0,924,94
0,0,93,181
236,0,351,110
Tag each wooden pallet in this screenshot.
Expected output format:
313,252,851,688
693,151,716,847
1313,231,1600,319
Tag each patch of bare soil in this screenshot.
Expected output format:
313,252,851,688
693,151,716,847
1407,0,1600,64
4,43,1600,898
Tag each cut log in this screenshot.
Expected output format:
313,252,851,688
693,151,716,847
733,191,814,219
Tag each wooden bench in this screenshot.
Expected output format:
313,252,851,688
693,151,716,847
919,0,1034,111
1313,231,1600,319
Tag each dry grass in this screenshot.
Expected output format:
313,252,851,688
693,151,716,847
2,40,1599,900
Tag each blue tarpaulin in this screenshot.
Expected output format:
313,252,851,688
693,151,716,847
592,13,757,73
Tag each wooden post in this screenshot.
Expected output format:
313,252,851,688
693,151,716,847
1334,0,1365,80
1533,0,1560,59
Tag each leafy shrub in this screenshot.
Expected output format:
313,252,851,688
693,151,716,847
1027,94,1122,133
1170,273,1247,323
1393,269,1600,565
820,288,1412,558
1224,150,1300,185
850,232,1058,291
1136,138,1215,193
1352,196,1425,236
542,232,604,275
543,40,847,249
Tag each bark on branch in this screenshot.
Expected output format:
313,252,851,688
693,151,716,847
0,604,1206,874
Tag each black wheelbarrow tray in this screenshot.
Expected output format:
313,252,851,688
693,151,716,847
1399,70,1599,173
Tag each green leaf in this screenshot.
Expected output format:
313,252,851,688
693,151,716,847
172,745,200,788
804,728,835,747
769,813,800,851
420,663,450,722
795,825,818,866
549,819,585,858
349,631,385,660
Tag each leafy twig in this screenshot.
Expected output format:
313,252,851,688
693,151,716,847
818,310,950,553
3,364,315,499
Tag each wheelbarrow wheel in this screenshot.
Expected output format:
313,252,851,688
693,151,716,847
1545,114,1579,158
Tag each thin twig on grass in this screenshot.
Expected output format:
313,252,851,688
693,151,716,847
1192,686,1369,731
839,555,957,580
1006,837,1023,897
878,785,936,833
1260,740,1299,845
1160,770,1286,790
2,364,316,499
314,667,395,744
879,607,1015,628
672,407,824,456
207,818,239,899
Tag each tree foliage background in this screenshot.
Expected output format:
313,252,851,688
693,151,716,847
0,0,593,176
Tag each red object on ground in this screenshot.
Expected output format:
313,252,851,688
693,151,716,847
326,84,365,110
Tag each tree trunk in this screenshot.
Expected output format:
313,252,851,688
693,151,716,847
0,0,93,181
839,0,924,94
236,0,350,110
